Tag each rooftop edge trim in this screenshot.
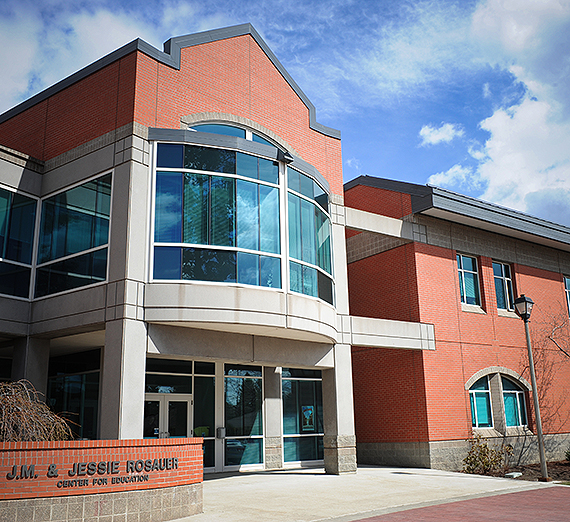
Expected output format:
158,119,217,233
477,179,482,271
345,175,570,248
0,24,340,140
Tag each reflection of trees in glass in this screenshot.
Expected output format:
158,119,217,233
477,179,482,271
184,146,236,174
182,248,236,282
225,377,262,437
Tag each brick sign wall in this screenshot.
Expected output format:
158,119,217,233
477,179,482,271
0,438,203,500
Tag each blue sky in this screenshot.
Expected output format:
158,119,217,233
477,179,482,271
1,0,570,226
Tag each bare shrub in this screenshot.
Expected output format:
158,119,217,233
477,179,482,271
0,380,74,441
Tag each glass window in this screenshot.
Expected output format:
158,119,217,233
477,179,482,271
457,254,481,306
252,133,274,147
502,377,527,427
154,144,281,290
38,175,111,265
0,189,36,265
0,261,31,298
282,369,324,462
493,262,515,311
469,376,492,428
35,249,107,298
155,172,183,243
190,124,246,139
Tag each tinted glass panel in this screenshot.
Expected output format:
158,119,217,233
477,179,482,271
288,193,302,261
210,177,235,246
260,255,280,288
236,153,258,180
318,271,334,305
184,145,236,174
183,173,208,244
191,124,246,139
194,361,215,375
144,401,160,438
146,359,193,374
39,175,111,264
157,143,184,168
301,199,316,264
168,401,188,437
5,193,36,264
492,262,503,277
287,169,301,193
252,133,274,147
194,376,215,437
290,261,302,294
154,247,182,279
49,349,101,376
473,393,492,427
237,252,259,286
316,208,331,274
504,393,520,426
284,436,323,462
302,265,318,298
259,185,279,254
471,377,489,390
236,180,259,251
182,248,236,283
35,249,107,297
258,158,279,184
145,374,192,394
224,364,262,377
494,277,507,309
225,438,263,466
225,377,262,436
0,261,30,298
155,172,183,242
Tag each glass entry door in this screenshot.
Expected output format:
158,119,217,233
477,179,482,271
144,394,192,438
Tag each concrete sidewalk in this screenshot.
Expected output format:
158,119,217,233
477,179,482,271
175,466,566,522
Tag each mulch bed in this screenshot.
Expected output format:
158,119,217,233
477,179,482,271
506,461,570,482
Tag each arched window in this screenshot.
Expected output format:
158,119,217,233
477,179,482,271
502,377,527,427
469,376,492,428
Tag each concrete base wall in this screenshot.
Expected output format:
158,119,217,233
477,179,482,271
0,483,202,522
357,432,570,472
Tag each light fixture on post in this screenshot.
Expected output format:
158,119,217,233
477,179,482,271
513,294,549,481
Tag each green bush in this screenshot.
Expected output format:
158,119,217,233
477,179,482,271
463,434,512,475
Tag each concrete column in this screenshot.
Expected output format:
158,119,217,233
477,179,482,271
11,336,50,397
99,318,147,439
322,343,357,474
264,366,283,469
489,373,506,434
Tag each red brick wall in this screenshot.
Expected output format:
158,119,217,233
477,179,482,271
0,34,342,194
0,53,138,161
347,243,420,323
344,185,412,219
352,347,428,443
347,184,570,444
134,36,343,195
0,438,202,500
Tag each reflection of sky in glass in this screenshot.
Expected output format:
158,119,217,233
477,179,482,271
155,191,182,242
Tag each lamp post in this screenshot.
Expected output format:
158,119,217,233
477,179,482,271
513,294,549,481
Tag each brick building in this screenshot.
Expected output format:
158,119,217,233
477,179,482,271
0,24,436,475
345,176,570,469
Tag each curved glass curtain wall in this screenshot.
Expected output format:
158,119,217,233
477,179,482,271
190,123,275,148
153,143,281,288
287,169,333,305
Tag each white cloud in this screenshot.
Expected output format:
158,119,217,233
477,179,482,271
419,123,464,147
427,164,479,190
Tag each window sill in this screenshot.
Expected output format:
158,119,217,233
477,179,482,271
505,426,532,437
472,427,502,438
498,309,518,318
461,303,486,314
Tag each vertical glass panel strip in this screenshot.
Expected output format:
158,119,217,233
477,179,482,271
260,256,280,288
210,177,235,247
0,188,10,257
288,193,302,261
155,172,183,243
259,185,279,254
302,265,318,298
183,173,208,244
237,252,259,286
236,180,259,251
316,208,331,274
185,146,236,174
289,261,302,294
287,169,301,193
300,199,316,265
6,194,36,264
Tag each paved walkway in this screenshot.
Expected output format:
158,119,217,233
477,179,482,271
176,466,569,522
